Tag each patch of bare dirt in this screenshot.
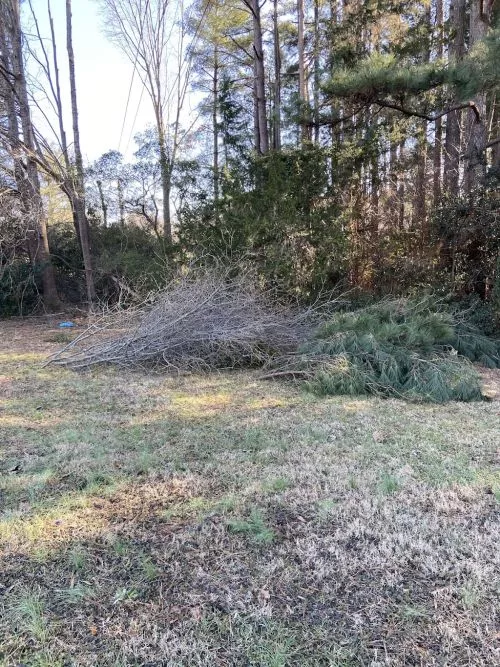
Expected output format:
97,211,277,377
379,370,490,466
0,316,88,355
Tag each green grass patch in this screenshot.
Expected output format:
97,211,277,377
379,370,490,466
227,508,275,544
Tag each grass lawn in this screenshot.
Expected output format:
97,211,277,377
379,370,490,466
0,319,499,666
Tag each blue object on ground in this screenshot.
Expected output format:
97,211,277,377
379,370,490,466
58,321,75,328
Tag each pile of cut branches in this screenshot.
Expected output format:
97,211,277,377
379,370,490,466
262,299,500,402
48,271,312,371
48,279,499,403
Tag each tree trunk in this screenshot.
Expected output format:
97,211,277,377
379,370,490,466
272,0,281,150
443,0,465,197
463,1,488,192
47,0,81,246
1,0,60,310
491,99,500,170
414,7,430,244
432,0,443,206
398,141,406,230
158,128,173,242
248,0,268,153
97,180,108,227
297,0,308,143
66,0,95,304
117,178,125,226
213,44,220,204
313,0,321,144
414,124,428,242
252,71,260,152
388,139,399,228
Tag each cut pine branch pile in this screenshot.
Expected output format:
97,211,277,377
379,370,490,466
263,299,500,403
47,272,312,371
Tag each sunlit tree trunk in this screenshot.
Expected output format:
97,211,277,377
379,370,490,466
244,0,268,153
297,0,308,142
313,0,321,143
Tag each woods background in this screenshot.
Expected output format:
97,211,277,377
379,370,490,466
0,0,499,324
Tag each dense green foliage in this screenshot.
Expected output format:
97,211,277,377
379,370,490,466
300,300,500,402
178,147,347,296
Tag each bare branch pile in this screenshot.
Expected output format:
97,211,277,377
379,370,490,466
48,272,311,371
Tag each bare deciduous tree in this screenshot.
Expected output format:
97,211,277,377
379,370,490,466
23,0,96,304
66,0,95,302
0,0,60,309
100,0,200,242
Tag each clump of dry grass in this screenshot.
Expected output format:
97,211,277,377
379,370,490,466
1,320,500,666
47,271,312,372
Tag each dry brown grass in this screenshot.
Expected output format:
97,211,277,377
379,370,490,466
0,319,499,666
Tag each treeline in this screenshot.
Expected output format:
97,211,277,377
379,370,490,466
0,0,499,321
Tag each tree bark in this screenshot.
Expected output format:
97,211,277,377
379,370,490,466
117,178,125,226
213,43,220,203
246,0,268,153
432,0,443,206
491,99,500,170
66,0,95,304
414,124,428,241
297,0,308,143
272,0,281,150
158,126,173,242
463,0,488,192
1,0,60,309
443,0,465,197
313,0,321,143
97,180,108,227
398,141,406,230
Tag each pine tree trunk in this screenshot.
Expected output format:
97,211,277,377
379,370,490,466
297,0,308,143
66,0,95,304
414,7,430,244
443,0,465,197
252,71,260,152
414,124,428,242
249,0,268,153
313,0,320,144
398,141,406,230
463,1,488,192
491,99,500,170
432,0,443,206
389,139,399,228
272,0,281,150
213,45,220,203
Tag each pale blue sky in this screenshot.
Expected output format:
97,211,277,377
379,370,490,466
26,0,155,162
